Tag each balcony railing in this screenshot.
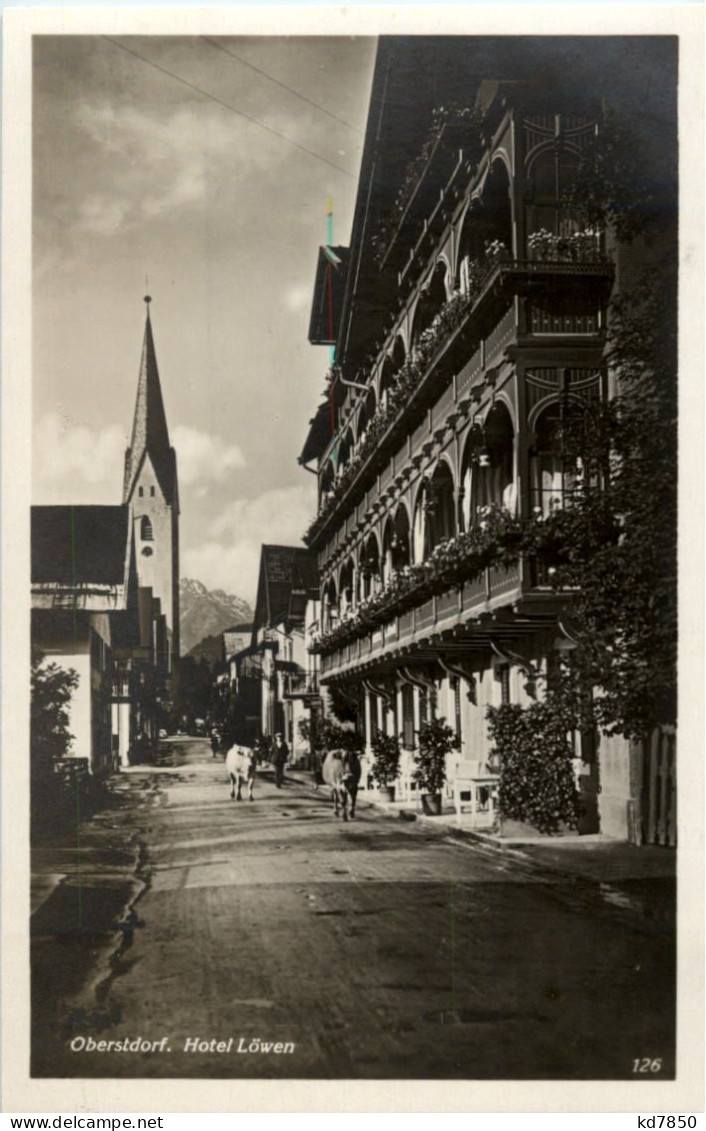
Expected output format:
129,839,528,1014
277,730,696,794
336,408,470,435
318,556,570,677
318,562,527,676
312,509,526,655
374,110,487,269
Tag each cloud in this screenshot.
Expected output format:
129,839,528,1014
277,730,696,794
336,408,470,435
172,425,245,486
284,284,311,312
32,414,245,504
182,483,315,602
77,193,133,236
71,97,285,237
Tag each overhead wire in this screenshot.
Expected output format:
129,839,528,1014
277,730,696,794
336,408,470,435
201,36,363,135
102,36,358,179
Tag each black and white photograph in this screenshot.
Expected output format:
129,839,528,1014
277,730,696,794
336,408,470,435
2,4,703,1114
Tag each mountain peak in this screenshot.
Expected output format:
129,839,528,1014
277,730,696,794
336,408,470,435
179,578,253,655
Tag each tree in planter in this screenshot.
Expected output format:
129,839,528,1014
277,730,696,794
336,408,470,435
412,717,460,801
370,731,401,791
486,697,582,835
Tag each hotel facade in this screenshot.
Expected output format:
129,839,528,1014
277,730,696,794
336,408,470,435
299,39,676,844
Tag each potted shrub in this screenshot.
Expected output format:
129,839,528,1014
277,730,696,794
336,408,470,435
413,717,461,815
370,731,401,801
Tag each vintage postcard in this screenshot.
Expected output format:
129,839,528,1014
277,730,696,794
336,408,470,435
2,3,703,1115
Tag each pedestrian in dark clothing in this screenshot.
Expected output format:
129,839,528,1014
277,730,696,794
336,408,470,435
271,733,289,788
210,729,220,757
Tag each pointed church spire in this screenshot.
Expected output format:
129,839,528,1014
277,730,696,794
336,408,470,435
123,297,177,505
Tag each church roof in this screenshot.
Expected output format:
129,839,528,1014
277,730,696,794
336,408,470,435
31,505,130,586
123,303,178,506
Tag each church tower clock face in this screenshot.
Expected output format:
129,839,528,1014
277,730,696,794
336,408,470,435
123,298,181,678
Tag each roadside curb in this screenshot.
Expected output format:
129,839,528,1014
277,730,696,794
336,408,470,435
262,774,674,932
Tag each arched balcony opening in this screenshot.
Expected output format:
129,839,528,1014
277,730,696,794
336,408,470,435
410,260,449,350
526,147,581,248
482,159,513,251
320,459,335,509
530,401,585,517
356,386,377,447
360,534,381,601
413,480,429,565
382,506,412,584
475,402,516,515
459,424,484,532
457,159,513,288
392,335,406,370
339,559,356,618
140,516,154,542
423,461,457,557
379,356,396,411
336,427,354,473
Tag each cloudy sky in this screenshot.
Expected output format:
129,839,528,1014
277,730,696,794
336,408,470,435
32,35,376,603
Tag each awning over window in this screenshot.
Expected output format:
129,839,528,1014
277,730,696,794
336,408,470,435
298,399,332,466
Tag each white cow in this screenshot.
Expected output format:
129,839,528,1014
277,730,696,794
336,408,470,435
225,745,257,802
322,749,361,821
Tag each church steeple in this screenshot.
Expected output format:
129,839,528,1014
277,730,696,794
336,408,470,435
123,297,177,507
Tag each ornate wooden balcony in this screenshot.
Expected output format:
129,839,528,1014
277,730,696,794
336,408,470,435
318,558,570,681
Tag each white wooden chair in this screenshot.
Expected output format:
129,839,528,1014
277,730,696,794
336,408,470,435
452,759,499,828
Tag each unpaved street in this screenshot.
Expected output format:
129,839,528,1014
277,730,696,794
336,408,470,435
32,738,675,1080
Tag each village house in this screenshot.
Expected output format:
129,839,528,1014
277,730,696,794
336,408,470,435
31,298,181,776
223,623,253,683
299,39,676,843
31,503,166,773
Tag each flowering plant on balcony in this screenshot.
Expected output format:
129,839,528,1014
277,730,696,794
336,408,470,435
484,239,509,262
306,289,481,541
310,506,524,655
474,504,525,562
527,228,602,263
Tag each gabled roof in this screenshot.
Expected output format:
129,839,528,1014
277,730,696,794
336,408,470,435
31,505,130,586
252,545,319,633
123,304,178,506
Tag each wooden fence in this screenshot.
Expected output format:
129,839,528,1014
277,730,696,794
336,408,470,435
639,727,676,847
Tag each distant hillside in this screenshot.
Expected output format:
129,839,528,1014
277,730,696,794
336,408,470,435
179,578,253,656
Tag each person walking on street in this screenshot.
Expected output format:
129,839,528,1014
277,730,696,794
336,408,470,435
210,728,220,758
312,748,323,791
272,733,289,788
